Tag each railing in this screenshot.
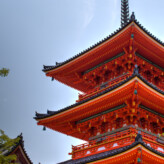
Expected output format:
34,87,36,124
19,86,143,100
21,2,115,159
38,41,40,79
70,128,136,159
141,131,164,154
77,72,132,102
139,73,164,91
69,127,164,159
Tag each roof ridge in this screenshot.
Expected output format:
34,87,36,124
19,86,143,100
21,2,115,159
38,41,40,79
43,18,164,72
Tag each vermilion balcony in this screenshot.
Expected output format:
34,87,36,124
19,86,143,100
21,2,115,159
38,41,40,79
77,72,132,102
69,127,164,159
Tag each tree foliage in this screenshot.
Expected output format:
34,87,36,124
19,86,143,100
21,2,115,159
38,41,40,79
0,130,19,164
0,68,9,77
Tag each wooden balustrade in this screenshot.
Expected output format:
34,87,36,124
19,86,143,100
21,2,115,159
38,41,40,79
77,72,132,102
69,127,164,159
70,128,135,159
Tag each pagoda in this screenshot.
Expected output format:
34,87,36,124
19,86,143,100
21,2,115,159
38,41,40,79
35,0,164,163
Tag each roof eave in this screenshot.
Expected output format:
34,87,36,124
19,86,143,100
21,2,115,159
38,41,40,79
42,19,164,73
34,73,164,121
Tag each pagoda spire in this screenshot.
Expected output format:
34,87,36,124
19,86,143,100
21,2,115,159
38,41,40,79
121,0,130,27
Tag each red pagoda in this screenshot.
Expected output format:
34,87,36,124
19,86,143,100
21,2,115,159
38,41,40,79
35,0,164,163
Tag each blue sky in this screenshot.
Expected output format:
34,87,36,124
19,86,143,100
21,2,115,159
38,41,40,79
0,0,164,163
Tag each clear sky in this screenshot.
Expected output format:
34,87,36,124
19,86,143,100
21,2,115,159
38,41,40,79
0,0,164,163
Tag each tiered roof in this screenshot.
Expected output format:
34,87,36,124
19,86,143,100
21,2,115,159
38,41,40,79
35,2,164,163
35,10,164,142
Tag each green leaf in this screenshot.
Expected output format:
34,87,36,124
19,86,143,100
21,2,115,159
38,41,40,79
0,68,9,77
0,130,19,164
